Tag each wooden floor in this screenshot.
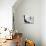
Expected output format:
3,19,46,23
0,39,16,46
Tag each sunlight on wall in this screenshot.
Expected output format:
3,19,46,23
0,0,16,30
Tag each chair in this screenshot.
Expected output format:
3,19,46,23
14,33,23,46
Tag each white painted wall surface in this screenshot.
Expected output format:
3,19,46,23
13,0,41,46
13,0,46,46
0,0,16,30
41,0,46,46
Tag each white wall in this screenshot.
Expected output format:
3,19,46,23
0,0,16,30
13,0,41,46
41,0,46,46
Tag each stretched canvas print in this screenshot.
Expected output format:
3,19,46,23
24,15,34,24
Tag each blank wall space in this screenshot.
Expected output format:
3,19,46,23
13,0,41,46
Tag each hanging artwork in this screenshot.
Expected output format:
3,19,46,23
24,15,34,24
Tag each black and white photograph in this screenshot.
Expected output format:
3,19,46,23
24,15,34,24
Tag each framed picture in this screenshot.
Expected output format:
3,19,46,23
24,15,34,24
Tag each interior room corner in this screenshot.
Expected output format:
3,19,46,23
0,0,46,46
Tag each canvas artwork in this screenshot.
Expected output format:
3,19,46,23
24,15,34,24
